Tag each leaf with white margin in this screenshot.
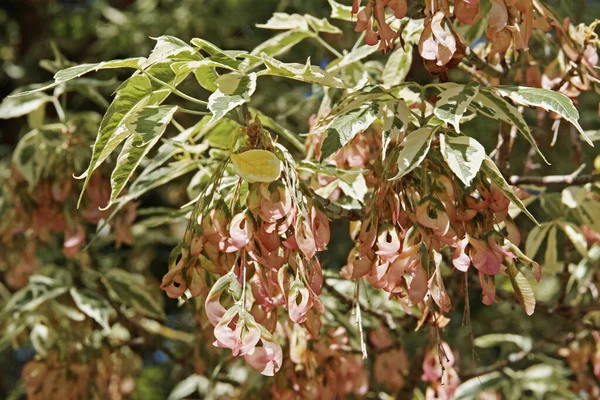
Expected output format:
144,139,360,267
108,105,178,206
321,101,381,161
208,73,256,126
494,86,592,146
390,126,434,180
440,134,485,186
434,82,479,132
471,90,549,164
70,288,115,331
259,54,346,88
10,58,142,96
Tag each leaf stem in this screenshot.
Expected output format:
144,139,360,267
314,35,343,58
177,107,210,116
140,69,208,106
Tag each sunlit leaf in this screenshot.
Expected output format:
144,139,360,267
321,101,381,161
434,83,479,132
439,134,485,186
0,90,51,119
108,105,178,205
230,149,282,183
556,220,588,257
390,126,434,180
259,54,347,88
494,86,592,145
382,44,413,88
525,222,553,259
207,73,256,126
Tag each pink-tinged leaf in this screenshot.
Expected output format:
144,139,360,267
469,238,502,275
295,217,316,259
390,0,407,18
358,217,378,256
452,237,471,272
288,282,311,323
429,267,452,312
454,0,479,25
489,0,508,32
230,212,254,249
408,265,428,305
311,206,330,250
205,273,234,326
376,223,401,257
244,332,283,376
479,271,497,305
352,0,361,14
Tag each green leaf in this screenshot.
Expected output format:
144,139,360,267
11,58,142,96
472,90,548,164
70,288,114,331
321,101,381,161
205,118,240,149
434,83,479,132
382,45,413,88
231,149,282,183
556,220,588,257
145,35,194,67
328,0,354,21
525,222,553,259
304,15,342,34
259,54,346,88
507,262,536,316
494,86,592,146
168,375,205,400
250,30,312,62
108,105,178,205
439,134,485,186
454,372,505,399
544,224,559,273
207,73,256,126
390,126,434,180
0,90,50,119
103,270,166,319
256,13,310,31
481,157,538,224
474,334,533,352
76,75,153,206
327,45,379,73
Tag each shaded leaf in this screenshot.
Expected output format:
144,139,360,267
472,91,548,164
0,91,50,119
481,157,538,224
256,13,310,31
103,270,166,319
474,334,533,352
544,224,559,273
525,222,553,259
454,372,505,399
70,288,115,331
507,262,536,316
556,220,587,257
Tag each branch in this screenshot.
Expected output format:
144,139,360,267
322,279,400,330
509,164,600,186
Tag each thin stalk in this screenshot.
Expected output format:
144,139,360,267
140,68,208,106
314,35,343,58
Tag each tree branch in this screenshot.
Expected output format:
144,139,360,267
509,164,600,186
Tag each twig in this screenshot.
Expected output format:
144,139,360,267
510,164,600,186
323,279,399,330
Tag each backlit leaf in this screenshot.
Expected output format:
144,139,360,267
230,149,282,183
